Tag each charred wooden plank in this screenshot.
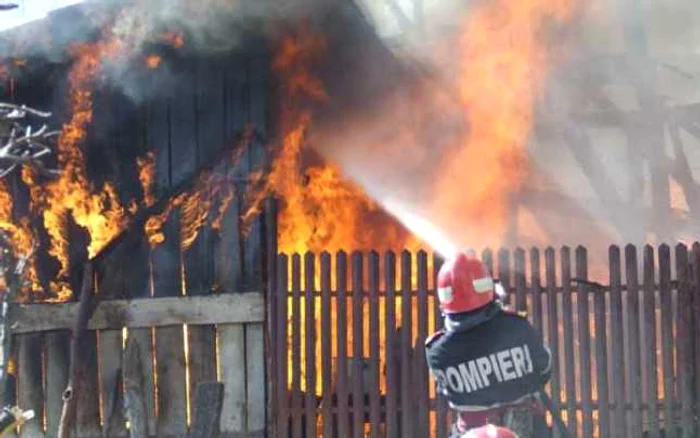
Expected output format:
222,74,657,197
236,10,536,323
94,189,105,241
544,248,562,438
433,253,448,438
45,331,69,437
642,246,659,438
575,247,593,438
289,254,302,438
415,251,430,438
368,251,381,438
336,252,350,438
514,248,527,312
399,251,413,438
99,329,127,438
530,249,543,334
151,212,187,438
675,244,694,438
245,323,265,433
123,335,148,438
58,263,101,438
275,255,289,438
385,251,398,438
659,244,676,438
304,253,317,437
560,247,577,434
217,324,246,434
351,252,365,438
189,382,224,438
608,245,627,438
16,333,43,437
319,253,333,438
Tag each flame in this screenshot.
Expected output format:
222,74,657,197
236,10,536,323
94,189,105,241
244,27,420,260
145,55,162,69
138,151,156,207
0,181,39,298
426,0,575,250
159,31,185,49
24,40,128,286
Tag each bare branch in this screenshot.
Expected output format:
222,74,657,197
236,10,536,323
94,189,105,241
0,103,60,179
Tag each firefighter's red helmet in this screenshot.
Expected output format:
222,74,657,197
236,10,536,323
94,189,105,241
462,424,519,438
437,251,495,314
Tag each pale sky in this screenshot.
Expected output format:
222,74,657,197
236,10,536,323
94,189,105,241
0,0,85,32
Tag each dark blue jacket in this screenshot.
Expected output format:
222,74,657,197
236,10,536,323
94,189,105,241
425,302,551,411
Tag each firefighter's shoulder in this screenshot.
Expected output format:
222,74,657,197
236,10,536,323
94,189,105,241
425,330,445,348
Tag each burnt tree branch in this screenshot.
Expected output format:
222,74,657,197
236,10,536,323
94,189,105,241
57,262,96,438
0,102,60,179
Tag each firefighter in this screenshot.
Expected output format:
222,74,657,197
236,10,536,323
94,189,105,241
425,251,552,438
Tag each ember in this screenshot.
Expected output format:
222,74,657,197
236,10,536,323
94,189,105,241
159,31,185,49
145,54,162,69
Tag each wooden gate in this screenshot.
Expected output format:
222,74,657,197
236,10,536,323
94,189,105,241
270,243,700,438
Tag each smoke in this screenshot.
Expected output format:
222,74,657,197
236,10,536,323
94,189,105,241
305,0,700,272
1,0,334,101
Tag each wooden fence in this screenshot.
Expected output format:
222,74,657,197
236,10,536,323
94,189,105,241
7,292,265,438
270,243,700,438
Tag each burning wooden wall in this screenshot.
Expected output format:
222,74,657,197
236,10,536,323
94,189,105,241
0,3,275,437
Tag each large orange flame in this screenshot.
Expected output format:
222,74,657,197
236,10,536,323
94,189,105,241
427,0,576,250
21,39,129,299
0,181,37,295
243,27,420,260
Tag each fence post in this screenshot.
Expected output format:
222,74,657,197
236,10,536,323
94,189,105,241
692,243,700,436
264,196,278,438
675,244,694,438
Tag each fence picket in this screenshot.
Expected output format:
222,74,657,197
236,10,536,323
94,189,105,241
643,246,660,438
530,248,543,335
514,248,527,312
368,252,381,438
692,243,700,429
416,251,430,438
98,329,127,437
624,245,643,438
384,252,398,438
594,249,610,438
545,248,562,438
674,244,693,438
77,331,102,437
433,253,448,438
304,252,317,438
659,244,676,438
16,334,43,437
482,249,493,276
497,249,512,306
45,331,70,437
609,245,627,438
561,247,577,434
336,252,350,438
276,254,289,438
576,246,594,438
400,251,414,438
290,254,302,438
351,252,365,438
320,253,333,438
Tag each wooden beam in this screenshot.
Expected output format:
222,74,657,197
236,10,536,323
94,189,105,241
9,292,264,334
